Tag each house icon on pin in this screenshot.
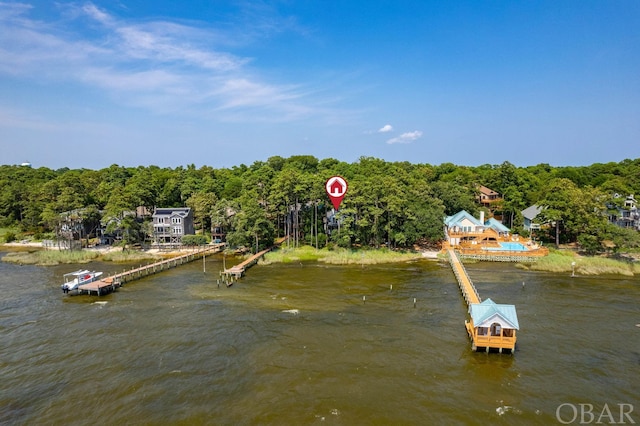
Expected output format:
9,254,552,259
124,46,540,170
330,179,344,195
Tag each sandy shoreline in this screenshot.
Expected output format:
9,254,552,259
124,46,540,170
1,242,193,254
421,250,441,259
1,241,46,248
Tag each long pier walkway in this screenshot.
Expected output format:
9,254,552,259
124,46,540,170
78,244,224,296
447,248,481,306
447,248,520,353
221,237,287,283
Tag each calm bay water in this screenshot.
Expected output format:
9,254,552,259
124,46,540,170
1,252,638,425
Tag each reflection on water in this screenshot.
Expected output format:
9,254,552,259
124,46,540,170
0,252,638,424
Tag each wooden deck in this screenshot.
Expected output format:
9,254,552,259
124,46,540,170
77,277,121,296
465,322,517,351
221,237,287,283
446,227,549,261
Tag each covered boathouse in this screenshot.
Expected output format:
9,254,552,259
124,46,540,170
465,298,520,353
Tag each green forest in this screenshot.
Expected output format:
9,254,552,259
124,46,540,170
1,156,640,254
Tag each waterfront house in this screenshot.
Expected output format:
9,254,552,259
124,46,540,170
51,207,105,249
607,195,640,230
444,210,486,246
465,298,519,352
53,209,84,250
522,205,543,232
99,207,151,246
152,207,195,246
444,210,548,257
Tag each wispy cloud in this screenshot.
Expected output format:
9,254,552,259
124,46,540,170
387,130,423,144
0,2,340,122
378,124,393,133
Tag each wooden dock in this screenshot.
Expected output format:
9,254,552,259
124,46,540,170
77,244,224,296
220,237,287,283
447,249,481,305
77,276,122,296
448,248,519,353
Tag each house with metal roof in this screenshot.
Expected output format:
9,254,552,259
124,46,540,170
444,210,486,246
445,209,548,258
484,217,510,236
465,298,519,353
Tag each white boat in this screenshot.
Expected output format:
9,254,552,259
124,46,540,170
61,270,103,293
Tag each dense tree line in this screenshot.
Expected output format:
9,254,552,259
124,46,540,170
1,156,640,253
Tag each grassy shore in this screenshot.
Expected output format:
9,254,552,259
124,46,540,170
100,250,162,263
260,245,426,265
261,245,640,276
2,243,638,276
517,249,640,276
0,246,161,265
1,249,101,266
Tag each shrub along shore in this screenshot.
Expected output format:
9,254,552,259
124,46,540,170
1,244,638,276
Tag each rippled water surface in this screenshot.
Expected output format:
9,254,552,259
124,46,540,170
1,252,638,425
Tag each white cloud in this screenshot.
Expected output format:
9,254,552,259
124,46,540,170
0,2,342,122
386,130,423,144
82,3,113,26
378,124,393,133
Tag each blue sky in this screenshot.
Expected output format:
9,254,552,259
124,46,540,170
1,1,639,169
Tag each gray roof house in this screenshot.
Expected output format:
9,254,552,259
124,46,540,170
152,207,195,246
522,205,543,232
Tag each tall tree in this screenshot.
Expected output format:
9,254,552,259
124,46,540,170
537,179,608,248
186,191,218,234
537,178,576,247
227,193,274,252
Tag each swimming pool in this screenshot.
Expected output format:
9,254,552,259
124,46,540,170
485,242,528,251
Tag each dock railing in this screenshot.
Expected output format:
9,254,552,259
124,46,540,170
447,249,481,305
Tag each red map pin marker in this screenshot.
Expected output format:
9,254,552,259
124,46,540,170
325,176,348,210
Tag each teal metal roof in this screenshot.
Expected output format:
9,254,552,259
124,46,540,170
469,298,520,330
485,217,510,233
444,210,483,227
